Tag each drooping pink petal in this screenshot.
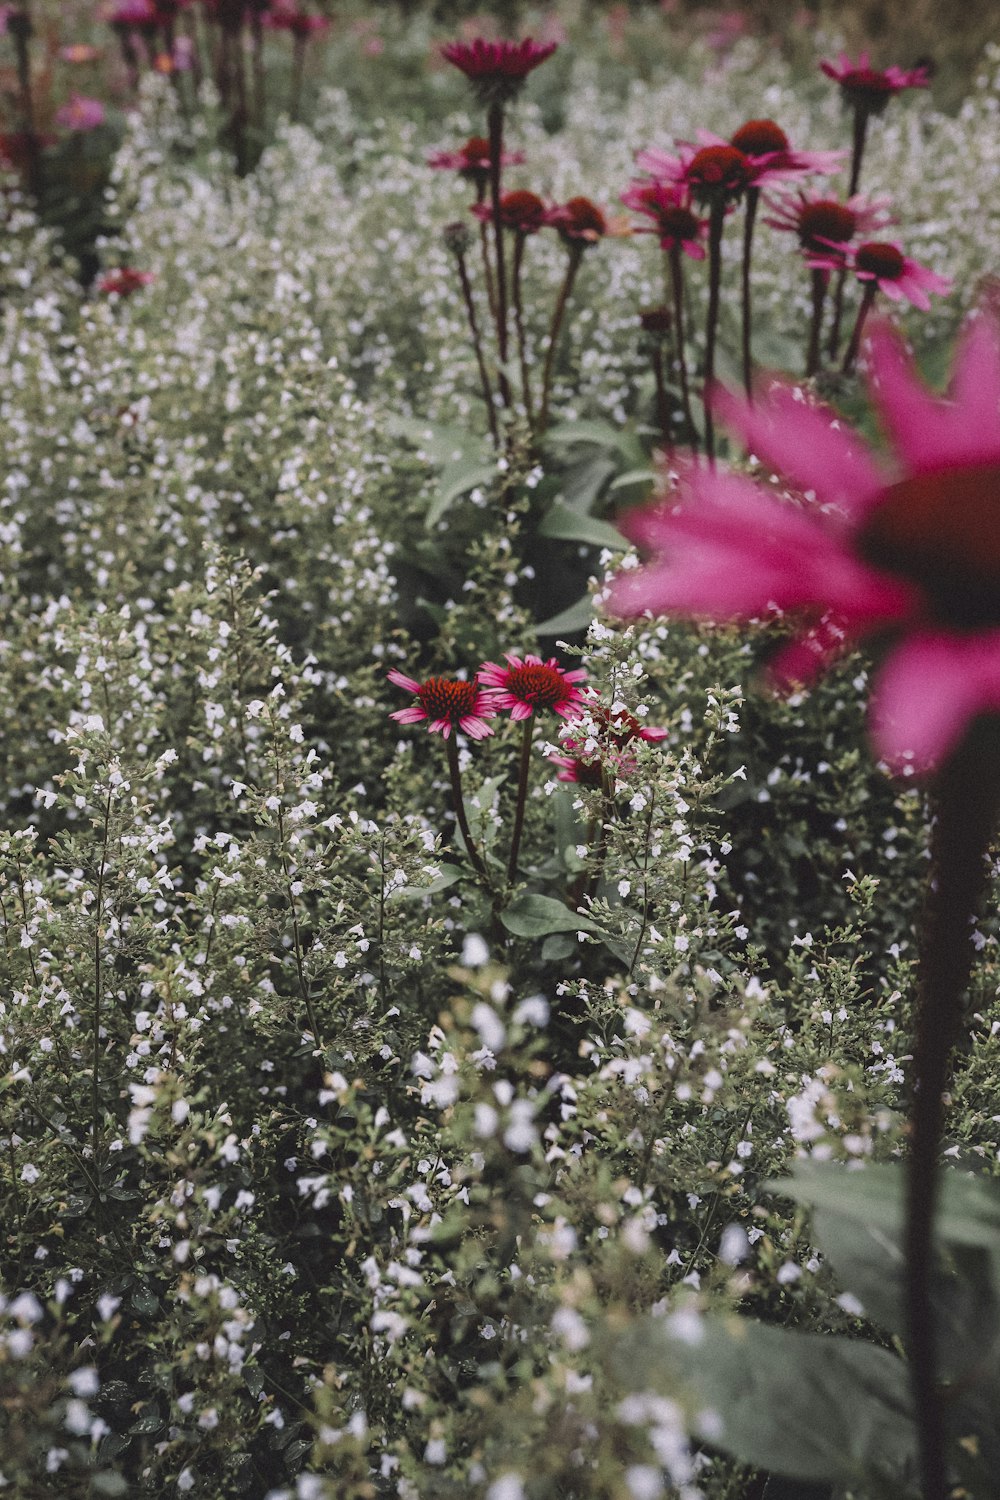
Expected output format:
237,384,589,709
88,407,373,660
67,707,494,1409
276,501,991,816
387,668,421,694
765,614,861,691
712,382,886,520
610,470,913,623
865,318,1000,474
870,630,1000,772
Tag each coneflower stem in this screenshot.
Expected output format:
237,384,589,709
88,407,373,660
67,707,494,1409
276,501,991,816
667,243,697,449
10,7,42,201
506,718,534,885
452,241,500,448
703,199,726,464
476,180,498,326
249,5,265,127
539,244,583,433
511,231,535,429
841,281,878,373
806,266,828,378
907,726,1000,1500
445,735,488,881
740,186,760,399
487,101,513,411
828,105,870,358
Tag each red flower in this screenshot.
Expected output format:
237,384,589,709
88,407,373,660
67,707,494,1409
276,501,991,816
820,51,930,114
472,188,546,234
621,180,707,259
426,135,525,183
549,701,668,783
845,240,952,311
97,267,155,296
478,654,587,721
440,35,557,103
764,189,894,259
387,670,496,740
545,196,608,245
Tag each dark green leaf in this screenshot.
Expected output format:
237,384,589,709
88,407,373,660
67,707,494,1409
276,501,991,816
538,501,625,551
535,593,594,636
501,893,599,939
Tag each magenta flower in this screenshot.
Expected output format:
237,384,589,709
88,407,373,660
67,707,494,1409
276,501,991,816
388,670,496,740
608,314,1000,773
636,141,753,206
426,135,525,182
727,118,845,181
440,36,557,103
544,196,609,245
621,180,707,259
764,188,894,260
842,240,952,311
472,188,546,235
55,94,107,131
262,5,330,39
479,654,587,721
549,701,668,784
108,0,158,24
820,51,930,114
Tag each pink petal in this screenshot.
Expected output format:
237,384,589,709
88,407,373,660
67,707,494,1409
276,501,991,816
510,702,533,720
765,614,860,691
712,382,885,520
390,705,427,725
870,630,1000,772
460,715,494,738
387,668,421,694
865,316,1000,474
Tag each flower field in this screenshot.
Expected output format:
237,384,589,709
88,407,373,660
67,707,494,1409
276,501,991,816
3,3,1000,1497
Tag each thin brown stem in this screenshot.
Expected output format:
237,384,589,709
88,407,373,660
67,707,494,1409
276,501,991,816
539,245,583,434
452,241,499,448
702,200,726,464
476,181,498,326
487,102,512,411
906,726,1000,1500
740,187,759,399
667,244,697,449
806,266,828,378
511,231,535,430
506,718,534,886
445,735,488,882
841,281,878,374
827,106,870,359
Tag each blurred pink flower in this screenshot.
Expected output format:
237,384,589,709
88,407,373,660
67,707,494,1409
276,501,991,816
549,701,668,784
426,135,525,182
842,240,952,310
441,36,557,102
764,188,894,260
608,314,1000,773
98,266,155,296
820,51,930,113
621,180,707,258
56,94,107,131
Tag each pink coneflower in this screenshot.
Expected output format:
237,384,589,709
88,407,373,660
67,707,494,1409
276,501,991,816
426,135,525,183
387,669,496,740
727,119,845,181
107,0,158,24
473,188,546,234
764,189,893,258
55,94,107,131
621,180,707,259
440,35,557,103
545,195,608,245
549,703,668,784
846,240,952,310
608,313,1000,774
97,267,155,296
479,654,587,721
820,51,930,114
637,142,752,206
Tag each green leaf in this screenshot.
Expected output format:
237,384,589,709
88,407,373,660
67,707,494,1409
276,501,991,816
426,461,498,527
392,863,464,899
535,593,594,636
501,893,599,939
537,501,625,551
544,419,641,461
629,1316,916,1488
385,415,482,466
608,467,655,493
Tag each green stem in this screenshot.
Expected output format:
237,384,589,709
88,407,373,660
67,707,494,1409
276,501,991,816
539,244,583,434
506,718,534,886
511,231,535,431
453,241,500,448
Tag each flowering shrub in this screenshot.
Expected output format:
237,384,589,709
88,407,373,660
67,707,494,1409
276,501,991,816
1,8,1000,1500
